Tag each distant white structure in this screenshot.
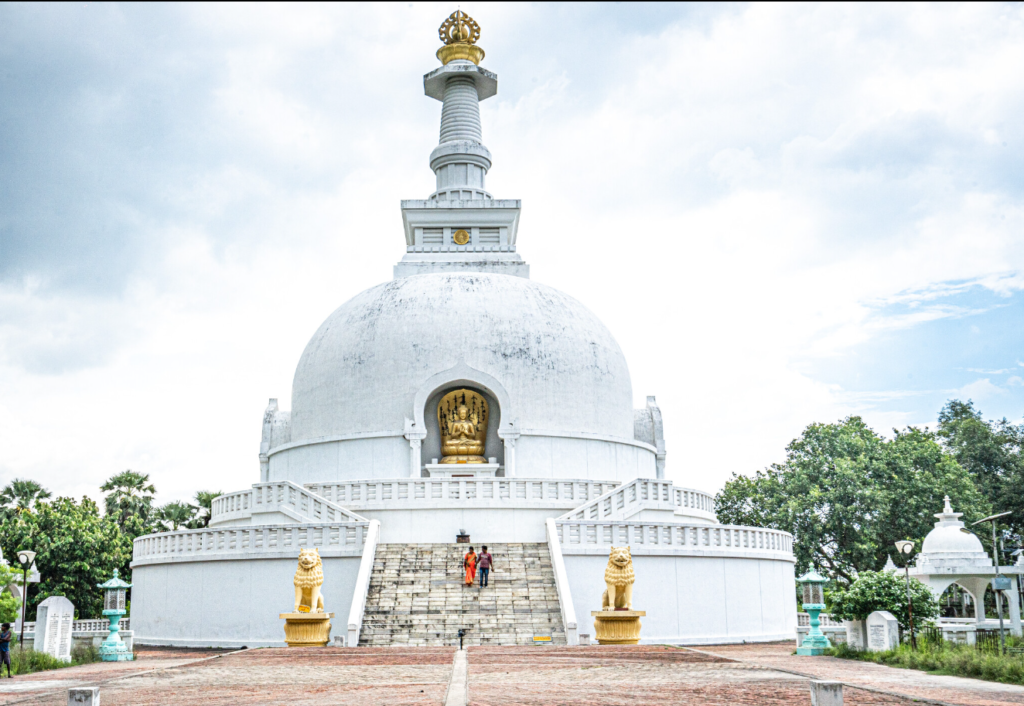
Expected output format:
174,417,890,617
911,497,1022,636
130,12,796,649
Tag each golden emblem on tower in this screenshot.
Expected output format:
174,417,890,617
438,389,488,463
437,10,485,66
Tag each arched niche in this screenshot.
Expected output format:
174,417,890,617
410,362,516,475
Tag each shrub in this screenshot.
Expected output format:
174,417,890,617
828,570,938,631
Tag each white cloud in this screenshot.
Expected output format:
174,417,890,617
1,3,1023,502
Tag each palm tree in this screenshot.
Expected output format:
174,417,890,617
158,501,197,531
101,470,157,533
191,491,223,529
0,479,52,513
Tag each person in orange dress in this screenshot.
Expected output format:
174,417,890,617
463,546,477,586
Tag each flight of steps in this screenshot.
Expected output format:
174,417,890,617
359,543,567,646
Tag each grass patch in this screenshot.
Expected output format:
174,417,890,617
4,640,103,676
827,638,1024,686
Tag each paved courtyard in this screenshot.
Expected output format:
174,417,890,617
0,642,1019,705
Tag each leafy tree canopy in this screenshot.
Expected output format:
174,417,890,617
828,570,938,632
191,491,223,529
0,479,51,518
716,415,988,581
937,400,1024,541
0,496,131,620
101,470,156,538
157,501,196,531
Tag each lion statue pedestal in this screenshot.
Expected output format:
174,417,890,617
280,548,334,647
592,546,645,645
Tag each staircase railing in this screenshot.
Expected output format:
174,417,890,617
210,481,367,527
546,517,578,646
347,519,381,647
558,478,715,523
554,520,793,556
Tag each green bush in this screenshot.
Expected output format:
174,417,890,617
828,570,938,631
0,592,20,623
0,637,101,676
828,637,1024,686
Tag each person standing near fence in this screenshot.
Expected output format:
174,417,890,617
0,623,12,677
478,546,493,588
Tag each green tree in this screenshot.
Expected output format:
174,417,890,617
937,400,1024,540
0,496,131,620
157,501,196,531
101,470,156,538
0,592,19,623
0,479,51,517
716,416,987,581
828,570,939,632
189,491,223,529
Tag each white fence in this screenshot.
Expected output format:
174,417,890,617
133,523,370,565
555,521,793,557
21,618,129,633
210,478,621,526
797,612,844,627
558,479,716,523
306,478,619,508
210,481,367,526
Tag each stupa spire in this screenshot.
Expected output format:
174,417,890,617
395,12,527,279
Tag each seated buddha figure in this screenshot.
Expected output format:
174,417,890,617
441,404,486,463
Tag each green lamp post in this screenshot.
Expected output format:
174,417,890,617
796,564,831,655
97,569,133,661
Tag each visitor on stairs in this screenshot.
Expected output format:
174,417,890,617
478,546,493,587
464,547,477,586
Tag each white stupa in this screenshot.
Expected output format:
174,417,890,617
130,11,796,648
910,496,1022,635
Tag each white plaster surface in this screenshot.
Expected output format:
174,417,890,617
562,553,797,644
131,555,360,647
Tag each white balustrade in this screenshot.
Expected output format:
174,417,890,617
347,519,381,647
305,478,618,509
133,523,370,565
556,520,793,558
797,612,843,627
21,618,129,633
558,478,716,522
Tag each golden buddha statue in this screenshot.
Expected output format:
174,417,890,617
439,389,488,463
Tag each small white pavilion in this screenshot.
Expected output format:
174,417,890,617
909,497,1022,636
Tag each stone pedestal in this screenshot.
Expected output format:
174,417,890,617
280,612,334,647
591,610,645,645
425,463,499,478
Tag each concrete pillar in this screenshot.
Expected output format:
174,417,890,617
809,681,842,706
501,434,518,477
1005,576,1022,636
68,688,100,705
405,418,426,478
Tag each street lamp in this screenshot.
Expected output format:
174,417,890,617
894,540,917,649
15,550,36,653
796,565,830,655
973,510,1012,656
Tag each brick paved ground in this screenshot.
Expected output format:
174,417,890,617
703,642,1024,706
0,642,1019,705
466,645,909,706
0,647,455,706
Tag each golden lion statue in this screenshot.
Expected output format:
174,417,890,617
601,546,635,610
293,548,325,613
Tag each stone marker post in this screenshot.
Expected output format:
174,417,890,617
36,596,74,662
68,687,99,705
866,610,899,651
843,619,866,650
809,680,843,706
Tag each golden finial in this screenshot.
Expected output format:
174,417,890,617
436,10,485,66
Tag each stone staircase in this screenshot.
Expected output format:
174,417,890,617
359,543,566,646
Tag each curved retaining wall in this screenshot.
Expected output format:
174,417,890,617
557,521,796,644
130,523,367,648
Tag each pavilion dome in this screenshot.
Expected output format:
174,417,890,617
289,272,635,443
916,497,992,570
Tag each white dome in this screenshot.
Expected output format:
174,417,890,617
921,525,986,555
290,273,634,443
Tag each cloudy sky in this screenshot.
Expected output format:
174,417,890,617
1,2,1023,506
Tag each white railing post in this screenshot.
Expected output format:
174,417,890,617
546,518,578,646
347,519,381,647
